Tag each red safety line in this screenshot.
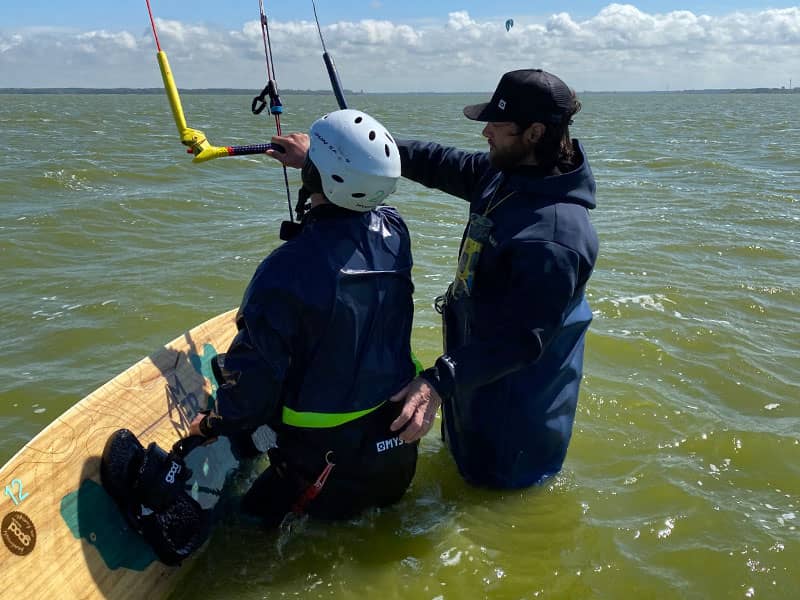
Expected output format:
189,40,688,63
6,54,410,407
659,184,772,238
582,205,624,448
144,0,162,52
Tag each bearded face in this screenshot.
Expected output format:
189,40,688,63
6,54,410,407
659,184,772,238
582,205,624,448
482,122,540,170
488,135,535,170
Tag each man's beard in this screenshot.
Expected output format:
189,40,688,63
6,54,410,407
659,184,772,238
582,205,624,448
488,138,534,170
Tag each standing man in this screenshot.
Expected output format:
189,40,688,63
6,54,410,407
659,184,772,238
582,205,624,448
190,109,419,526
388,69,598,489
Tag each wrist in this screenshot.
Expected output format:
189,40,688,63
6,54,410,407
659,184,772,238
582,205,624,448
419,355,456,402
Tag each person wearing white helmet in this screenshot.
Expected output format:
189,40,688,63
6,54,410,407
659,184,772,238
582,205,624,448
189,109,418,527
305,109,400,211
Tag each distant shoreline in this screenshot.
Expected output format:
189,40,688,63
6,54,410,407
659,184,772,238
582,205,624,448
0,87,797,95
0,88,356,96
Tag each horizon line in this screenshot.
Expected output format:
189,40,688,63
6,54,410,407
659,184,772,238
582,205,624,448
1,86,797,95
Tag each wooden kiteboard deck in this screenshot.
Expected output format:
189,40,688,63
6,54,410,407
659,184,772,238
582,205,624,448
0,309,242,599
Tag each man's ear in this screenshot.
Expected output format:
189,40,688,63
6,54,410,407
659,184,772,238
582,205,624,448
527,123,546,144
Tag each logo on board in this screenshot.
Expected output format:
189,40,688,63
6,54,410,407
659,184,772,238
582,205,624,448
2,511,36,556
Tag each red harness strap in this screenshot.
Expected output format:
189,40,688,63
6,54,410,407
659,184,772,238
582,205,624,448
290,451,336,515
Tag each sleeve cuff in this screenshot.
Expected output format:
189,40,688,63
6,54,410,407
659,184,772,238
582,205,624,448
198,413,224,437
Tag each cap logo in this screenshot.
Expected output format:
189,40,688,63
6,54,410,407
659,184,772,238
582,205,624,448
498,99,507,110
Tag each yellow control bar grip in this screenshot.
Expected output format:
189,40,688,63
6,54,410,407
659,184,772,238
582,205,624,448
156,50,188,133
155,50,213,156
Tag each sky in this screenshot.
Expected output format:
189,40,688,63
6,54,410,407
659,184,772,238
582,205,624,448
1,1,798,92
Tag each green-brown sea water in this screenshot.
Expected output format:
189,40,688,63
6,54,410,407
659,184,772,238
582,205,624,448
1,91,798,599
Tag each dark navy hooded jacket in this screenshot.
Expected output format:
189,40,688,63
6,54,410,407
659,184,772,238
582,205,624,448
213,204,416,434
398,139,598,488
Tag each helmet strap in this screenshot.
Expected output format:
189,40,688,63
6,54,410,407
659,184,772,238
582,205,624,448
280,186,312,242
301,155,324,196
295,186,312,221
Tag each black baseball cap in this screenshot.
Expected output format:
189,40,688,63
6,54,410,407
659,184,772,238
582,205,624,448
463,69,574,125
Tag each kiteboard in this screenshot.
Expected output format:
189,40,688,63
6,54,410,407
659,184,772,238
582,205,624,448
0,308,255,599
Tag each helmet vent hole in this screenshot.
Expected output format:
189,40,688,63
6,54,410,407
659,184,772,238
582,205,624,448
385,132,395,144
369,131,376,141
385,144,391,157
352,193,366,198
354,116,363,123
332,174,344,183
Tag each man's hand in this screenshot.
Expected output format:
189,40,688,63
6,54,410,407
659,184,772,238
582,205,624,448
266,133,310,169
389,377,442,442
188,413,217,445
188,413,206,438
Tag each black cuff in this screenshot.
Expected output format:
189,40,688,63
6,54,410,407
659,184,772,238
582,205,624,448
198,413,224,437
419,355,456,402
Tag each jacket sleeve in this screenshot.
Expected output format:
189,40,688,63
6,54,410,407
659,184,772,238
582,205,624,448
210,327,286,432
202,289,296,437
421,240,581,400
397,139,491,202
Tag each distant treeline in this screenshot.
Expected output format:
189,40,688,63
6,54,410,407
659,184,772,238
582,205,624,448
586,88,799,95
0,88,362,95
681,88,798,94
0,87,797,95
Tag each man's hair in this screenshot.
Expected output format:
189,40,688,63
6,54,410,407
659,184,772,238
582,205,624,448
517,91,582,172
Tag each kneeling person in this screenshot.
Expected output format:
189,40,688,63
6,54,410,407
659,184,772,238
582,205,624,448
190,109,418,526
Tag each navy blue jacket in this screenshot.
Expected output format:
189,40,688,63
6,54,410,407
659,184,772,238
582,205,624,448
213,204,416,434
398,139,598,488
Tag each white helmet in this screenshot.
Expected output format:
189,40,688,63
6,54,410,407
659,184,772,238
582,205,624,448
308,109,401,212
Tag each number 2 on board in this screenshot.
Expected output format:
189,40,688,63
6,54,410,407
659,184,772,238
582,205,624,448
4,479,29,506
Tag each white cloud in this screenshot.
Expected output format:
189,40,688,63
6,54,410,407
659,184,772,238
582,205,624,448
75,30,138,53
0,4,798,91
0,33,23,54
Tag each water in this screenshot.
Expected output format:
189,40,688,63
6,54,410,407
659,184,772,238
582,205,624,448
1,91,798,599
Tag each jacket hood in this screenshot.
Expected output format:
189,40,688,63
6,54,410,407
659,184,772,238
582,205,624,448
503,140,596,210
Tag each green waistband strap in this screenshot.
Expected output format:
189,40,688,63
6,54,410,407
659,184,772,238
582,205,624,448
411,350,424,376
282,401,385,429
283,351,422,428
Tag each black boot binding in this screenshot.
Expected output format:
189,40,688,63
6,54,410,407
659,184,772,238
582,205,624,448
100,429,210,566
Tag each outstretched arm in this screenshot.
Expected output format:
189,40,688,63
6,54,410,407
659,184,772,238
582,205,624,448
397,140,491,202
